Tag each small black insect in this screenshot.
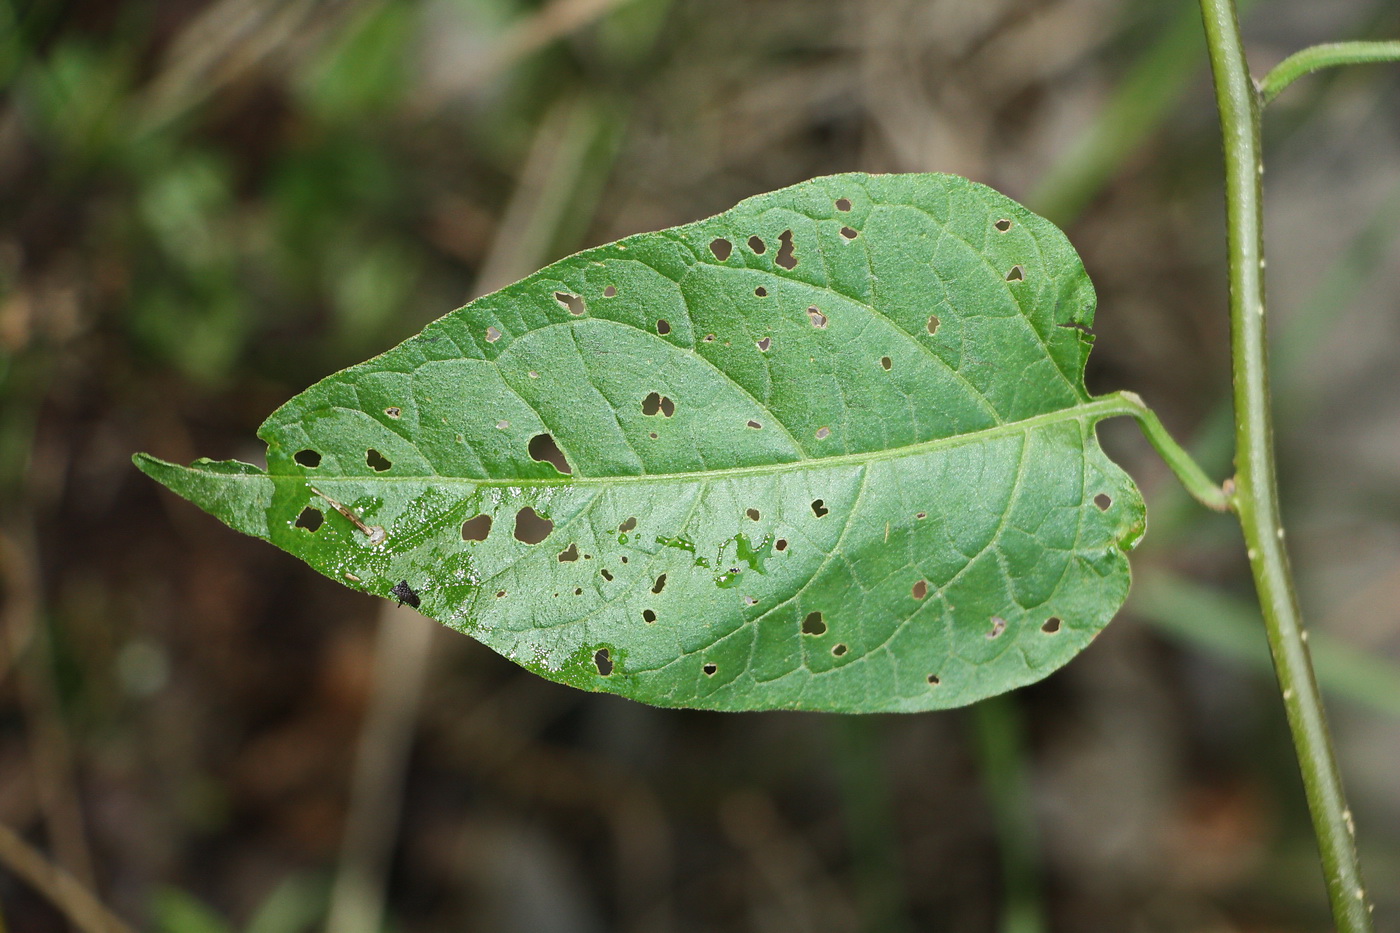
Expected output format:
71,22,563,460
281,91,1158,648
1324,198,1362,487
390,580,421,609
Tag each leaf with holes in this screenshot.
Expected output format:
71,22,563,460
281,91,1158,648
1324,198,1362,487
135,173,1145,713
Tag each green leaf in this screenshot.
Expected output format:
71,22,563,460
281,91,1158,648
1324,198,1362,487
135,173,1144,713
151,887,235,933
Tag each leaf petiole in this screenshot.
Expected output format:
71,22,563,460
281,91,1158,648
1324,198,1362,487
1093,391,1232,513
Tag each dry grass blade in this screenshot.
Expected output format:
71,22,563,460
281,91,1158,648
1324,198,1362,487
0,524,98,898
324,605,437,933
0,821,136,933
462,0,644,90
138,0,354,130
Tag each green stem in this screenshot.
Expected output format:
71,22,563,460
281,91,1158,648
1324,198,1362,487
970,697,1046,933
828,720,912,933
1136,570,1400,722
1197,1,1373,929
1258,40,1400,105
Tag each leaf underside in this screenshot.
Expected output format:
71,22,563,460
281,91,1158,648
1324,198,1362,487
136,172,1144,713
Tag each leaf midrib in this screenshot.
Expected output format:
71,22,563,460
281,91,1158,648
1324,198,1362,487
224,395,1129,488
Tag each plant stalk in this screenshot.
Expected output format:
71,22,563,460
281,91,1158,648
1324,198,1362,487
1196,0,1373,929
1259,41,1400,105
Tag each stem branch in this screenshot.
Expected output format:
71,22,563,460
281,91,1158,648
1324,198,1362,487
1259,41,1400,105
1197,0,1373,928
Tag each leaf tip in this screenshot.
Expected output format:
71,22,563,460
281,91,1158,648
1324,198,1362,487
132,451,179,488
131,453,274,539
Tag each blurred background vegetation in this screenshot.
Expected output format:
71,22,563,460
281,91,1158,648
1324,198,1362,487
1,0,1399,930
